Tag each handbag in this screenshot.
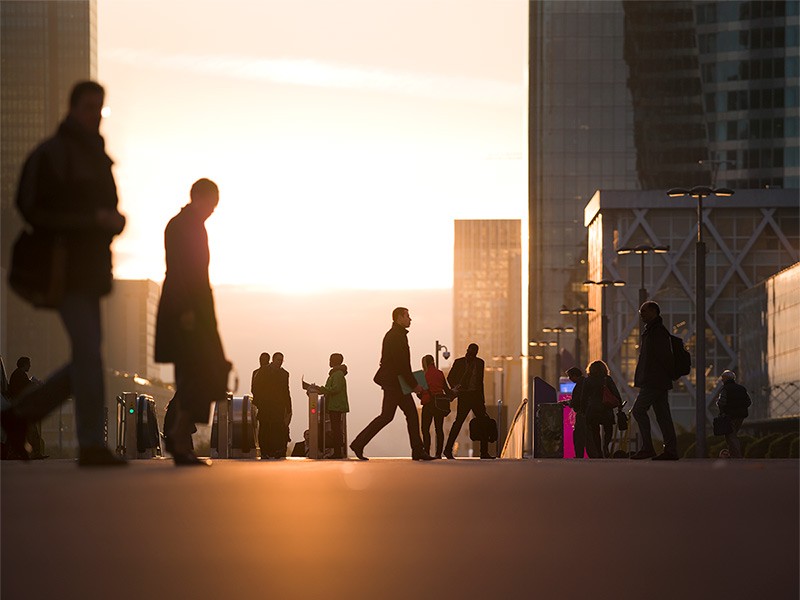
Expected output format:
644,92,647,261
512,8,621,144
433,394,451,416
8,229,67,309
713,413,733,436
616,409,628,431
601,382,621,408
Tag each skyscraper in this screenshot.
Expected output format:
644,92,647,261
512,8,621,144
1,1,97,370
528,0,799,385
453,219,522,404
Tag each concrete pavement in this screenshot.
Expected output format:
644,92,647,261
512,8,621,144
2,458,798,600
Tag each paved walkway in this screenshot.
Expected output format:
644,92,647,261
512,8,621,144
2,458,798,600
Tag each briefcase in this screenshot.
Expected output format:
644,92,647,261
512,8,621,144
469,415,498,443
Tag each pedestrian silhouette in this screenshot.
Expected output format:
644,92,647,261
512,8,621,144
581,360,622,458
251,352,270,393
714,370,751,458
443,343,494,459
2,81,126,466
156,178,230,466
317,353,349,459
566,366,587,459
418,354,452,458
350,307,433,460
630,301,679,460
253,352,292,459
7,357,47,459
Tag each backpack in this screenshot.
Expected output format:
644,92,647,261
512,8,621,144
669,334,691,380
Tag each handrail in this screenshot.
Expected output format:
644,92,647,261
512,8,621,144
500,398,528,459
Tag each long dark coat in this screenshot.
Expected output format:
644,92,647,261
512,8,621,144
155,205,228,422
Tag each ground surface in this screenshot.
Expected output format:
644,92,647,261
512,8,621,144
2,457,798,600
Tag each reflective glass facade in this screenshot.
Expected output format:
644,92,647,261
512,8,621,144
0,1,96,368
453,219,522,403
585,189,799,427
697,0,800,189
739,262,800,418
528,1,800,396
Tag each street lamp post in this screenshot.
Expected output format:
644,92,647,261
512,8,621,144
491,355,514,403
542,326,574,380
616,245,669,341
559,306,595,368
667,186,734,458
582,279,625,360
435,340,450,369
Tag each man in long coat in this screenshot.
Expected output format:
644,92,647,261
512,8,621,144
155,178,229,466
253,353,291,459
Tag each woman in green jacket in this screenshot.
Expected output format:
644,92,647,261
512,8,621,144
319,353,349,458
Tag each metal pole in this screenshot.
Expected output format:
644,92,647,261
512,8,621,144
696,196,707,458
601,286,608,361
555,331,561,380
435,340,439,368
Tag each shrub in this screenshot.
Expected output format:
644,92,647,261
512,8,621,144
710,439,728,458
744,433,782,458
682,438,717,459
790,437,799,459
767,433,799,459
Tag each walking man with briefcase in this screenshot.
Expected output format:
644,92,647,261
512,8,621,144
443,343,494,459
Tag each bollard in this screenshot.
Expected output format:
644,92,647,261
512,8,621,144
217,396,230,459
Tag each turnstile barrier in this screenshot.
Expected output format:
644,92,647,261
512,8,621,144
116,392,162,459
306,391,347,459
211,394,257,458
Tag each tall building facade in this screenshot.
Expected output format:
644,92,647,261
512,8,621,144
453,219,522,404
102,279,163,382
453,219,522,456
739,262,800,420
584,189,799,427
528,1,800,391
1,1,98,372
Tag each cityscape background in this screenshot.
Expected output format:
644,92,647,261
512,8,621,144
1,0,797,457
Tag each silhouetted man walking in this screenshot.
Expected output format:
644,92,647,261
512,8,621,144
156,178,230,466
631,301,678,460
715,370,751,458
443,343,493,459
350,307,432,460
2,81,126,466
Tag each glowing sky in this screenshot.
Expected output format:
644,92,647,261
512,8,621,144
98,0,527,292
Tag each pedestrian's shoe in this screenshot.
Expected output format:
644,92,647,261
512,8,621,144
350,443,368,461
433,454,443,459
78,446,128,467
0,409,29,461
652,452,679,461
443,449,455,460
413,452,435,461
173,451,212,467
480,454,496,460
630,449,657,460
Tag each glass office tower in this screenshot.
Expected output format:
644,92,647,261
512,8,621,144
528,0,799,390
0,1,97,367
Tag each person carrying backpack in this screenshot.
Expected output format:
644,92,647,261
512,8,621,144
631,301,679,460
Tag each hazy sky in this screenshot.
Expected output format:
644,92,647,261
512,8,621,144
98,0,528,292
